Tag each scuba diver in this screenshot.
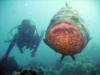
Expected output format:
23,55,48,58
2,19,44,60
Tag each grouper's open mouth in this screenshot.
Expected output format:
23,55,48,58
49,22,78,33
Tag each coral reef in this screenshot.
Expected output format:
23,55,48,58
21,60,59,75
20,70,39,75
0,57,100,75
13,60,100,75
0,57,20,75
59,61,100,75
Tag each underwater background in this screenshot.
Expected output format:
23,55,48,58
0,0,100,75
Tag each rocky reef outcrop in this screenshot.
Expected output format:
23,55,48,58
0,57,20,75
0,57,100,75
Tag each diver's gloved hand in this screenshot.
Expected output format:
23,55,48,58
31,50,36,57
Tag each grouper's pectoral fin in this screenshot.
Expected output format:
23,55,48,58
70,55,76,61
43,39,51,48
43,39,48,45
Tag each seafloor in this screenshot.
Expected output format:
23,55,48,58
0,57,100,75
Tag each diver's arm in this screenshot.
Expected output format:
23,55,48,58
32,25,37,35
6,35,16,55
31,29,45,57
2,34,17,59
30,25,39,56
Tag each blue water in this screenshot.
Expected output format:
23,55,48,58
0,0,100,67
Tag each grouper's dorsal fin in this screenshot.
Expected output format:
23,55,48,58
60,54,66,63
65,2,68,7
70,55,76,61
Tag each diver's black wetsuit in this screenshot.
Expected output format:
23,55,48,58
3,20,40,59
16,24,36,53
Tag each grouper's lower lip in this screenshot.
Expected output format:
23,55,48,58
50,22,77,33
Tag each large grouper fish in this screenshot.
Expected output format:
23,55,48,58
44,4,90,62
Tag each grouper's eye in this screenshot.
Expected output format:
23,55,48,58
71,16,79,22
